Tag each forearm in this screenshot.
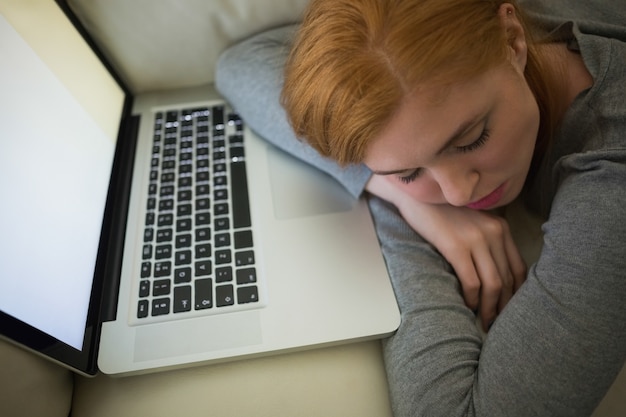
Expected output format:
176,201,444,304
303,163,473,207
369,195,624,416
215,25,372,198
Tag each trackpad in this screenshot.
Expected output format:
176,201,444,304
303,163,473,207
267,147,355,220
134,311,262,362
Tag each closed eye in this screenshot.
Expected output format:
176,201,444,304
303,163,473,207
398,168,423,184
456,129,490,153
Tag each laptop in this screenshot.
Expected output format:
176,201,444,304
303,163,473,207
0,0,400,376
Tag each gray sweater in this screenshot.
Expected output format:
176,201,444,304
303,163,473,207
215,1,626,415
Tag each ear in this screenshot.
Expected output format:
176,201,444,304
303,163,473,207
498,3,527,73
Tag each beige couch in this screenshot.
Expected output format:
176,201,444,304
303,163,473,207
0,1,624,416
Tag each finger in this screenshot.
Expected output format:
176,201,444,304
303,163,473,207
471,247,502,331
449,254,481,311
487,238,515,313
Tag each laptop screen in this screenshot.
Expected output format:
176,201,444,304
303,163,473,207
0,0,127,373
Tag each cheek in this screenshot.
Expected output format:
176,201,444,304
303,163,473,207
401,177,445,204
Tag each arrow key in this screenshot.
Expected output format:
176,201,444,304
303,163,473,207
174,285,192,313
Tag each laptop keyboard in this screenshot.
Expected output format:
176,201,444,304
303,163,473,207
136,105,261,320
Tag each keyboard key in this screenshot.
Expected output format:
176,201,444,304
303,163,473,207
234,230,253,248
152,298,170,316
196,184,210,196
177,204,192,216
154,261,171,277
141,262,151,278
144,227,154,242
216,249,232,264
215,218,230,231
214,189,228,201
237,286,259,304
230,162,251,228
196,212,211,225
195,279,213,310
195,244,211,259
157,213,173,226
212,106,224,127
196,228,211,242
235,250,255,267
174,286,192,313
195,260,212,277
161,172,175,183
179,176,192,188
156,228,173,242
230,146,244,159
179,163,192,174
215,233,230,247
153,279,171,296
139,280,150,297
178,190,192,201
159,198,174,211
214,175,227,187
214,203,229,216
177,218,192,232
137,300,149,318
236,268,257,284
174,267,192,284
214,162,226,173
142,244,152,260
175,250,192,265
216,285,234,307
216,267,232,283
196,171,210,182
176,234,192,248
196,198,210,211
155,244,172,259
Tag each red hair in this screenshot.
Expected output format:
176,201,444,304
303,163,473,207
281,0,559,167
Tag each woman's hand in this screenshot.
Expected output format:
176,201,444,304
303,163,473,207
366,175,527,331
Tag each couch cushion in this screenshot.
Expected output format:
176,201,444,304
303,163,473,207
0,339,73,417
68,0,307,92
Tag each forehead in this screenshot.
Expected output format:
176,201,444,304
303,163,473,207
363,70,494,172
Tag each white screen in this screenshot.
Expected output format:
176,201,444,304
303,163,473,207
0,2,125,350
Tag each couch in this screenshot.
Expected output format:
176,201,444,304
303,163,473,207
0,1,624,416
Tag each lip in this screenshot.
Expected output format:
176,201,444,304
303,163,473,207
466,183,506,210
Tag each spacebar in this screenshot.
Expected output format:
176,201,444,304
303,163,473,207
230,161,251,228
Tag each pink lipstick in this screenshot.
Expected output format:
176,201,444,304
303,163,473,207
466,183,506,210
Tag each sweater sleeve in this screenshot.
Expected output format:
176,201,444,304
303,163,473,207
214,25,372,199
376,152,626,416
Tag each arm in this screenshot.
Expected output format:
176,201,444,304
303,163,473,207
366,174,527,331
215,25,372,199
376,156,626,416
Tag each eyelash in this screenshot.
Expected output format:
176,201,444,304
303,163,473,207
399,169,422,184
398,129,491,184
456,129,490,153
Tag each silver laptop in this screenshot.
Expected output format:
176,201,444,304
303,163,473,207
0,0,400,376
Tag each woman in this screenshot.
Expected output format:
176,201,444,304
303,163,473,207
216,0,626,415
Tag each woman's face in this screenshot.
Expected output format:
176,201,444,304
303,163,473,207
363,62,540,210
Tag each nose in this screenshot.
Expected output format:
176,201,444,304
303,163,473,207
430,164,479,207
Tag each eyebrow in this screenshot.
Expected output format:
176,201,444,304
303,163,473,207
371,115,483,176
